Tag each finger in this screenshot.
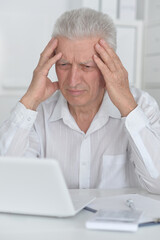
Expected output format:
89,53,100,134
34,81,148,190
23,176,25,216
95,43,116,72
41,52,62,76
93,54,111,80
100,40,129,77
38,38,58,67
99,39,124,69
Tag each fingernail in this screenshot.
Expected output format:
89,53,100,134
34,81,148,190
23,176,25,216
93,54,98,59
56,52,62,58
100,39,105,44
96,43,100,48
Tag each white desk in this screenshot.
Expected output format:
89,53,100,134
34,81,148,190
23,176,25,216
0,188,160,240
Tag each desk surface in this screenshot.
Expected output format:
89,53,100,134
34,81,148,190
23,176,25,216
0,188,160,240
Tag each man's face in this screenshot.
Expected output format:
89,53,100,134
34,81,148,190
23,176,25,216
55,37,105,108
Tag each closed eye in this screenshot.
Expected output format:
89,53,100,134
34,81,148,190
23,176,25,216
57,62,71,70
81,64,94,72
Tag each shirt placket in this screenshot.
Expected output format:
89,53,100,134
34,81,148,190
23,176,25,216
79,135,91,189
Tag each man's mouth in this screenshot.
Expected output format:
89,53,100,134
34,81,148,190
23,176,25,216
67,89,86,96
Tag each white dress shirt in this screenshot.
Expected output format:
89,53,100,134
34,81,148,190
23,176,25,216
0,87,160,193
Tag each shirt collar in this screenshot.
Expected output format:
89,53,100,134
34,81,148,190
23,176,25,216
95,91,121,120
49,92,81,132
49,92,71,122
49,91,121,123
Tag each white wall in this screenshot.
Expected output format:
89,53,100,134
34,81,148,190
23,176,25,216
0,95,21,124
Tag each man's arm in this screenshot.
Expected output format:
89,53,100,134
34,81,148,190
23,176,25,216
0,102,39,156
0,38,62,156
94,39,160,194
125,89,160,194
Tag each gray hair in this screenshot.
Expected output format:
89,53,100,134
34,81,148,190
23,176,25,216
52,8,117,50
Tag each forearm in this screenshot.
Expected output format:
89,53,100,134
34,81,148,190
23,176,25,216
0,102,39,157
126,106,160,194
20,93,40,111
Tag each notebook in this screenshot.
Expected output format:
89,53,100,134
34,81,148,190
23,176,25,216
0,157,95,217
86,193,160,231
86,209,143,232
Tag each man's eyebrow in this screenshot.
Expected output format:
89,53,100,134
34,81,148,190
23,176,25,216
80,59,95,65
57,59,96,65
57,59,69,63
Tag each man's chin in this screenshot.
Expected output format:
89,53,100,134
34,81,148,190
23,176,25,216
60,89,88,106
66,97,88,108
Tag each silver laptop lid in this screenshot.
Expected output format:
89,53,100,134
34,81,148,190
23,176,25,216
0,157,75,217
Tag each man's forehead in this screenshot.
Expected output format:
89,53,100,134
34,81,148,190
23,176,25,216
58,58,95,64
56,37,99,63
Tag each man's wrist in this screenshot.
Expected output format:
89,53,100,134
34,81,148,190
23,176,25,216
125,105,149,132
120,103,138,117
20,94,40,111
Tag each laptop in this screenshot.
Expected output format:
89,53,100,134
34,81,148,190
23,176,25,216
0,157,95,217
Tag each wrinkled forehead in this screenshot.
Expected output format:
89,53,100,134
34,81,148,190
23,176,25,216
56,36,99,63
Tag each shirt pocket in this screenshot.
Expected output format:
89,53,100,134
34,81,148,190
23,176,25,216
99,154,129,189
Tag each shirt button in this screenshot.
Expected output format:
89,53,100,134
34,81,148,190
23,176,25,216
82,162,86,166
27,117,31,121
19,113,23,120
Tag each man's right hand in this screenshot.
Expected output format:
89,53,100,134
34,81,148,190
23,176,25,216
20,38,62,110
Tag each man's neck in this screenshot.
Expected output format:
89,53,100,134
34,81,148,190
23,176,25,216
68,94,104,133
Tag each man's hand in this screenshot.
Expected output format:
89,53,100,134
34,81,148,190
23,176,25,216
20,38,62,110
94,39,137,117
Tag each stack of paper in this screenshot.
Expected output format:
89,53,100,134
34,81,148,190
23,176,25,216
86,208,142,232
86,194,160,231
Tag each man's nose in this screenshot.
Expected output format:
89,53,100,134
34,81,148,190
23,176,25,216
68,66,81,87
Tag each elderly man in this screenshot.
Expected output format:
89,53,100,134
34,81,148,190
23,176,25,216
0,8,160,193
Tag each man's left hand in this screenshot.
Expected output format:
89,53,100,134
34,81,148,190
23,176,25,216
94,39,137,117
